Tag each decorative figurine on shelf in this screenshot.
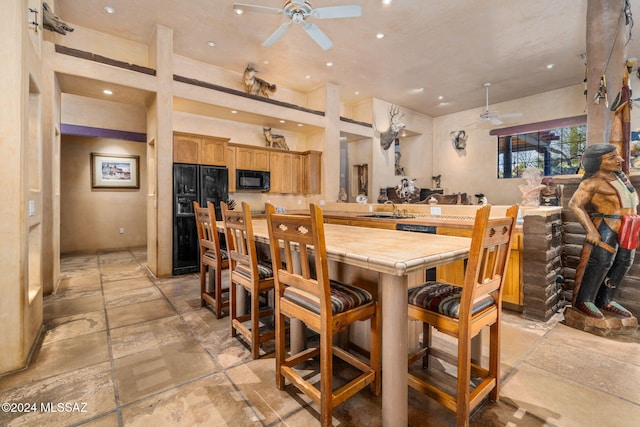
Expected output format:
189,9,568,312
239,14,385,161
263,127,289,150
540,177,561,206
519,167,546,206
243,65,276,98
337,188,347,203
569,143,637,319
474,193,488,205
377,188,389,204
431,174,442,189
395,177,420,203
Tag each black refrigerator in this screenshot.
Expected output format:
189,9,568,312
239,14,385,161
173,164,229,275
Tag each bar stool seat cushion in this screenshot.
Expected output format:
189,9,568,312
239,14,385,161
284,280,373,315
408,282,495,319
235,260,274,279
203,248,228,261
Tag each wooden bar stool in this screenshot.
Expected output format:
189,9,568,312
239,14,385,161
193,201,229,319
221,201,275,359
407,204,518,427
265,202,380,426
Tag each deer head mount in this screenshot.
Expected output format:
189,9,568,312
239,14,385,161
380,105,406,150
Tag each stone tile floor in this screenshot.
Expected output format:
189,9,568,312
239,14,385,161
0,248,638,426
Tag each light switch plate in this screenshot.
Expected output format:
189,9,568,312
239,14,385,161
28,200,35,216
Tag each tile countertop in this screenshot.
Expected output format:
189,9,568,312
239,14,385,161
280,203,560,229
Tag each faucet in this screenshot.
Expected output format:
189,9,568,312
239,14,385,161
384,200,397,216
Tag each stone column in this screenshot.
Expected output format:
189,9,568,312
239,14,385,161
586,0,628,145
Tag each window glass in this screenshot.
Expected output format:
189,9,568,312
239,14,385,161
497,124,586,178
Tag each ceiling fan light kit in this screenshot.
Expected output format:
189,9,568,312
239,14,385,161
233,1,362,50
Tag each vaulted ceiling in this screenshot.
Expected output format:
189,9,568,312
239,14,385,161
54,0,639,118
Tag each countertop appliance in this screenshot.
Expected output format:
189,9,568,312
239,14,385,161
173,164,228,275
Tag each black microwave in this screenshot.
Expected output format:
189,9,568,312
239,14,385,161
236,169,270,191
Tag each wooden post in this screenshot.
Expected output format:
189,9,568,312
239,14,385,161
585,0,628,147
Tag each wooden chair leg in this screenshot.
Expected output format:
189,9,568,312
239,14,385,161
275,311,286,390
489,321,500,402
370,302,381,396
214,266,223,319
251,286,260,359
319,330,333,427
200,265,207,307
230,278,237,337
422,322,432,369
456,336,472,427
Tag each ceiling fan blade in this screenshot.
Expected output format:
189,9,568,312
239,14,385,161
490,118,503,125
263,21,291,47
311,5,362,19
233,3,282,15
303,21,333,50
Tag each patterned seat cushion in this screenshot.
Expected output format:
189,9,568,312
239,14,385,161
408,282,495,319
235,260,274,279
203,249,228,261
283,280,373,315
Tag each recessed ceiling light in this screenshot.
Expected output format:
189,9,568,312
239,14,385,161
231,110,238,114
104,6,115,14
546,63,554,69
234,8,244,15
103,89,112,95
297,123,304,127
376,33,384,39
438,95,443,100
354,91,360,95
207,41,216,47
326,62,333,67
280,120,286,123
382,0,393,5
305,74,311,79
262,60,269,65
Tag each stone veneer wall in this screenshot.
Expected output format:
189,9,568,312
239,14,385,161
556,175,640,319
522,211,564,321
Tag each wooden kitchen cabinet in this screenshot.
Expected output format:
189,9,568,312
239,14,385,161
227,145,236,192
173,133,228,166
236,146,270,171
269,151,293,193
302,151,322,194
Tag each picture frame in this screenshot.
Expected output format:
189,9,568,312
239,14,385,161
91,152,140,189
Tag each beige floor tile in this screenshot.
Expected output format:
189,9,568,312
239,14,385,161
42,310,107,344
48,281,103,302
106,298,176,329
76,412,120,426
523,334,640,403
0,332,109,391
98,250,137,263
101,276,156,294
499,363,640,427
44,294,105,321
110,315,196,359
103,285,163,308
121,373,261,426
113,340,220,404
58,269,102,287
0,362,115,427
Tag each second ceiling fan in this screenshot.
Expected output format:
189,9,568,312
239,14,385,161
233,1,362,51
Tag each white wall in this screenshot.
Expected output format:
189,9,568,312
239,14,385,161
433,84,585,205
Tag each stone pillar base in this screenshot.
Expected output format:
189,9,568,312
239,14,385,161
563,307,638,336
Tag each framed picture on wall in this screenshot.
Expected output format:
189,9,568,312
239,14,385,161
91,152,140,189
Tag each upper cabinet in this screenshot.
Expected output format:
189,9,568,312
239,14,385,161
302,151,322,194
236,146,270,171
173,133,228,166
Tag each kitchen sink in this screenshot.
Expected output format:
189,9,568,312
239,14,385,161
357,214,416,219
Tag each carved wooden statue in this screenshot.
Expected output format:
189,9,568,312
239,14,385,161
569,143,637,319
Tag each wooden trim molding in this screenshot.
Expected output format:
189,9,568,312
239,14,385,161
61,124,147,143
490,115,587,137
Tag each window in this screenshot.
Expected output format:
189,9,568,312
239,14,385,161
494,116,587,179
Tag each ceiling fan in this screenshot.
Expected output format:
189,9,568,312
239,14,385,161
232,1,362,51
475,82,523,126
